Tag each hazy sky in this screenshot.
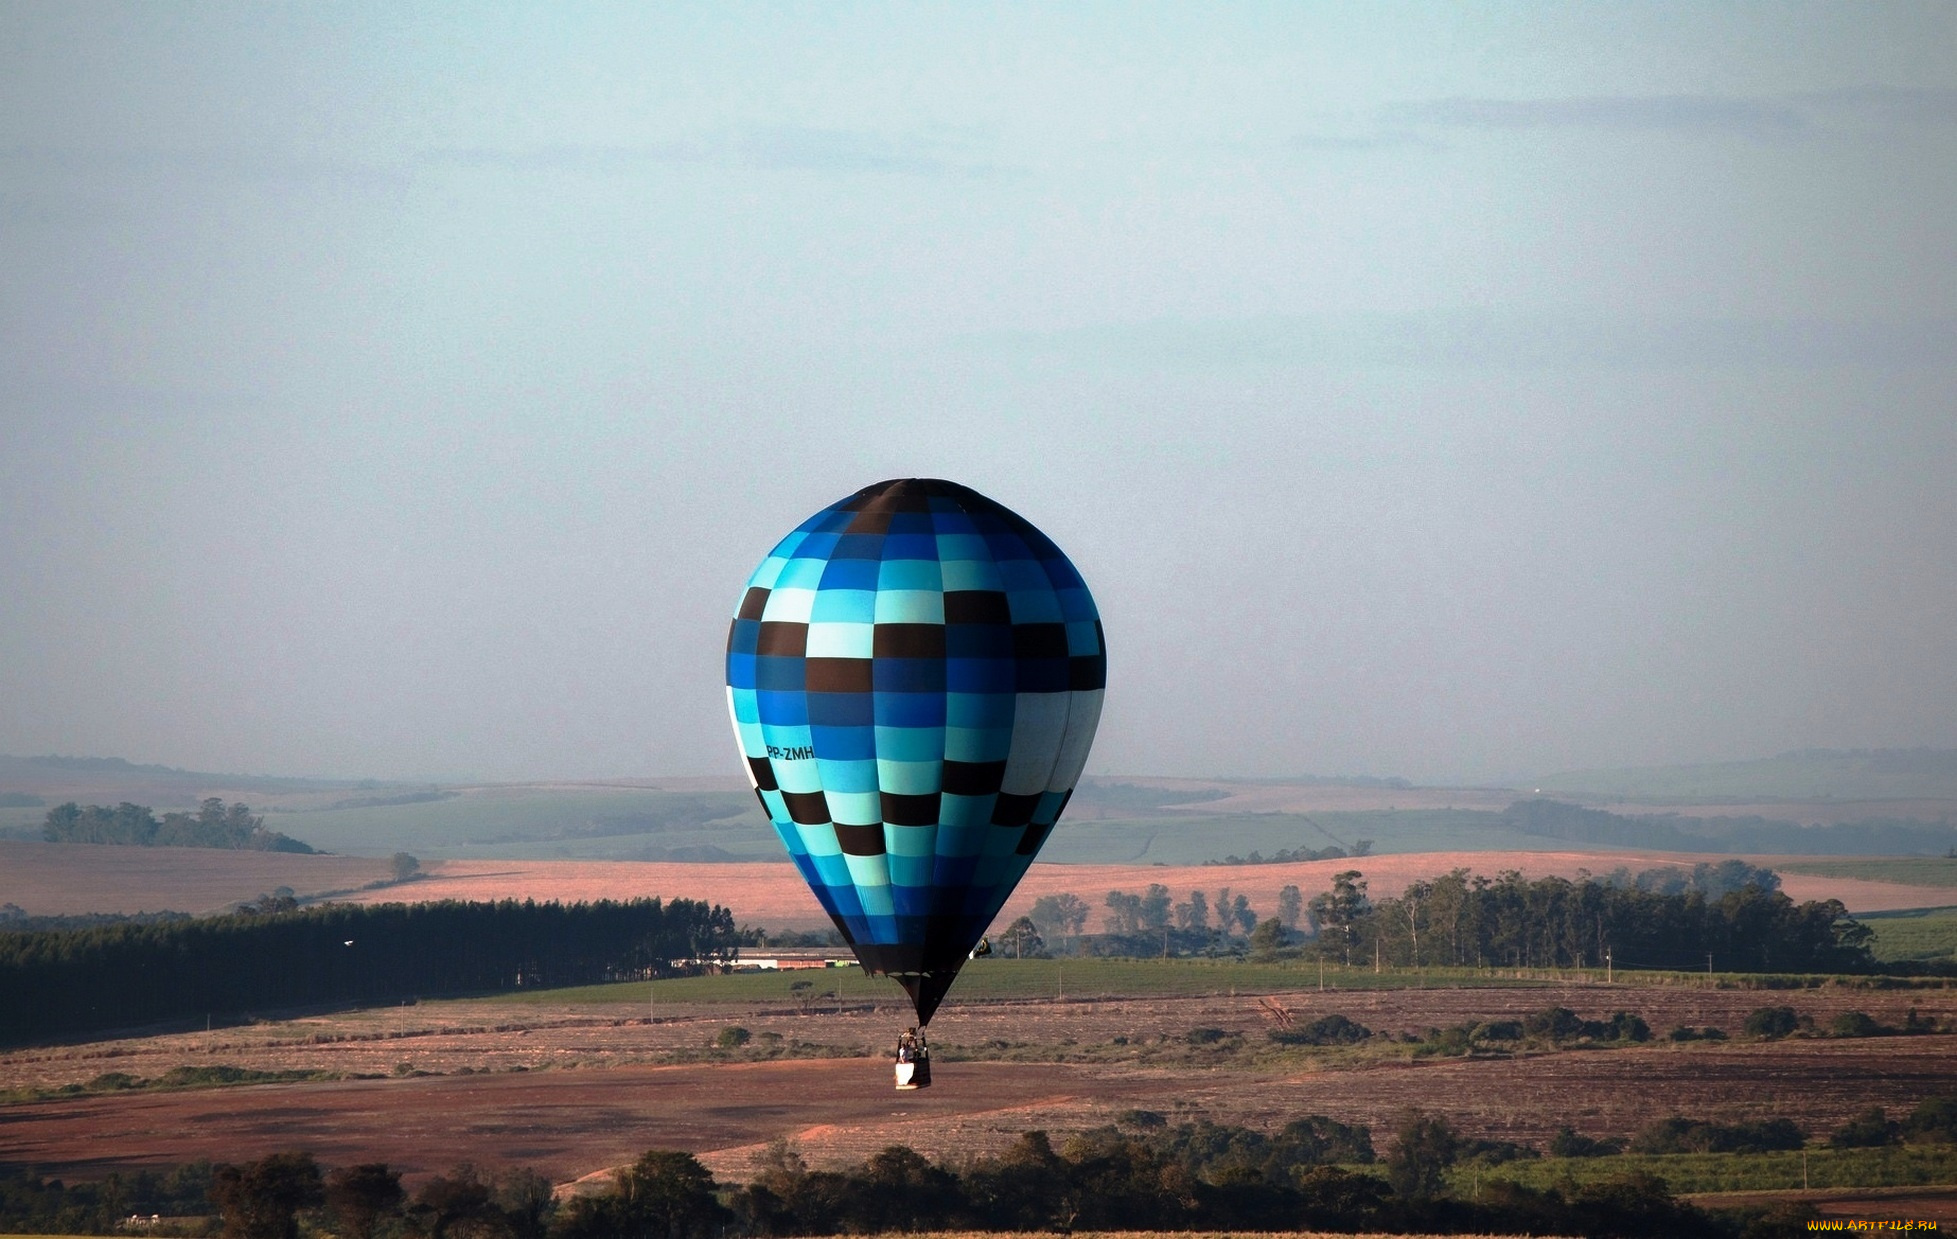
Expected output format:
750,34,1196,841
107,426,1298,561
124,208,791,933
3,3,1954,785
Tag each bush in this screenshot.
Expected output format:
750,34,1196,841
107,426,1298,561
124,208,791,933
1630,1115,1806,1155
1185,1026,1231,1044
1270,1013,1371,1046
1668,1024,1728,1042
1830,1106,1899,1149
1742,1006,1801,1039
1829,1010,1885,1038
1549,1125,1625,1158
1524,1006,1588,1041
1904,1095,1957,1144
715,1026,752,1048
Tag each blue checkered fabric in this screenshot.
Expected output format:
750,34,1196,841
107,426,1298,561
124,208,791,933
726,479,1106,1022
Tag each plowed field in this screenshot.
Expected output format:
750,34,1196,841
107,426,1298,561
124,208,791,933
6,982,1953,1190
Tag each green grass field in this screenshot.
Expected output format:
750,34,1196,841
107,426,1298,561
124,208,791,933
492,956,1724,1009
1465,1145,1957,1195
1858,905,1957,962
1780,858,1957,888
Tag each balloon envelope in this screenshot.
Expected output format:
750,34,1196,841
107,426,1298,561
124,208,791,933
725,479,1105,1023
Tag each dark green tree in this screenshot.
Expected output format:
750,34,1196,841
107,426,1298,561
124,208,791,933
1384,1111,1459,1199
209,1152,323,1239
323,1163,402,1239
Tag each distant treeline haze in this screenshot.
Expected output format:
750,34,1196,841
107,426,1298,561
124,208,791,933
0,898,738,1043
1505,798,1957,856
42,798,316,853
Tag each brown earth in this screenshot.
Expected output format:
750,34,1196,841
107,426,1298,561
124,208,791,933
6,841,1954,925
0,841,396,916
328,854,1957,927
6,983,1953,1189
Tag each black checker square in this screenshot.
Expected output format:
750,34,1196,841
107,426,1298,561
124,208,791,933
781,790,831,826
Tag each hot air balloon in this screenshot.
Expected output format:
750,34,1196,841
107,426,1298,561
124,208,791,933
725,478,1105,1032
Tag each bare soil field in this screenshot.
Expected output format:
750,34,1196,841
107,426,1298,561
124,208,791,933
0,841,396,916
7,842,1955,924
5,983,1952,1190
329,853,1957,926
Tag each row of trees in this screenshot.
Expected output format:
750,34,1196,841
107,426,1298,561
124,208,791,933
42,799,315,853
0,898,738,1044
1336,867,1873,972
1014,864,1872,973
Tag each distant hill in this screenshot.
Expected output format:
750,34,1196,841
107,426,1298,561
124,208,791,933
0,753,416,805
1536,749,1957,803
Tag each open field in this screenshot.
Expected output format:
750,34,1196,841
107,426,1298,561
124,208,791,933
4,970,1953,1193
9,841,1957,926
1781,858,1957,888
1859,906,1957,964
0,841,398,916
331,852,1957,925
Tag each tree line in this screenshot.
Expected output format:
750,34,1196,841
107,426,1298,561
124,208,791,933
1013,864,1875,973
42,799,316,853
0,898,737,1044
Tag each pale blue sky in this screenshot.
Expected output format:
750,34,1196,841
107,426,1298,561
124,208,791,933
2,3,1953,782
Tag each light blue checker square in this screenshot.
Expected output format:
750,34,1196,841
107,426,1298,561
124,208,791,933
872,590,944,624
887,824,937,858
889,853,934,887
876,758,940,795
810,589,876,624
799,823,845,860
939,558,1004,592
750,556,789,590
729,689,760,726
762,587,816,624
824,788,881,826
774,555,828,588
816,756,879,793
874,725,943,763
935,533,988,561
806,620,874,658
876,558,943,591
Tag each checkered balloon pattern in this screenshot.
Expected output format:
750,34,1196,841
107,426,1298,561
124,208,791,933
726,478,1106,1023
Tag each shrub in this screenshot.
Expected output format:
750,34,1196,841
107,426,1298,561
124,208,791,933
1830,1106,1899,1149
1630,1115,1806,1155
1270,1013,1371,1046
1549,1125,1625,1158
1524,1006,1588,1041
1904,1095,1957,1144
715,1026,752,1049
1829,1010,1884,1038
1743,1006,1801,1039
1668,1024,1728,1042
1185,1027,1230,1044
1602,1011,1651,1042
